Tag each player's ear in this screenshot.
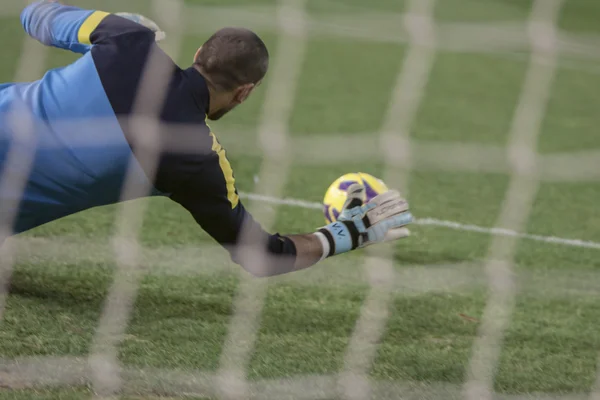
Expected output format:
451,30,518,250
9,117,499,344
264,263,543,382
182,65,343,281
193,46,202,63
233,83,255,104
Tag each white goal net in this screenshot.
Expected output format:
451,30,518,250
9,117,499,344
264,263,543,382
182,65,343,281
1,0,600,399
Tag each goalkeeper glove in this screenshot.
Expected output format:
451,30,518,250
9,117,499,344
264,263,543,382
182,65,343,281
115,12,166,42
316,183,412,258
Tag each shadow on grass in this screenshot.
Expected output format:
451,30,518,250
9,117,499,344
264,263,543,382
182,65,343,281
393,249,474,266
7,264,113,307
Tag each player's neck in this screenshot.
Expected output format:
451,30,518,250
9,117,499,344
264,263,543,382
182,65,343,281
191,64,236,120
192,64,218,116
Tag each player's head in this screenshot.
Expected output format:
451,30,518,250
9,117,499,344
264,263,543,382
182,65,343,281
193,27,269,120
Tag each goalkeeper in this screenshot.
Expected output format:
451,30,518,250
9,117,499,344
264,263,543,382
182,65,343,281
0,1,413,276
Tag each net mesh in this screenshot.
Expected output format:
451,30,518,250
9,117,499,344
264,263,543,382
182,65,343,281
0,0,599,398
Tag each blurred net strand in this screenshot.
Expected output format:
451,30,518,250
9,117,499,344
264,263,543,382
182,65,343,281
7,236,600,299
3,0,600,61
0,108,36,324
338,0,437,398
9,114,600,183
0,32,48,322
590,363,600,400
153,0,185,59
88,1,185,396
7,121,600,182
183,6,600,61
0,355,591,400
170,4,600,61
2,114,600,182
463,1,563,399
215,1,308,398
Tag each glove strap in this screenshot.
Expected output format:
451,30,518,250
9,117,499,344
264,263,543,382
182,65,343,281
318,221,360,256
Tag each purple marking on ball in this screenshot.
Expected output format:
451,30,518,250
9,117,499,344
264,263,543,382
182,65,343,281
324,204,331,221
332,208,340,220
362,179,379,201
338,180,359,191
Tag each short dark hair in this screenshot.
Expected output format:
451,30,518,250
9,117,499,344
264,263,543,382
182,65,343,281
195,27,269,92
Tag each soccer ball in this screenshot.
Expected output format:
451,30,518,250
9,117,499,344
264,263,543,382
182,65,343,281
323,172,389,223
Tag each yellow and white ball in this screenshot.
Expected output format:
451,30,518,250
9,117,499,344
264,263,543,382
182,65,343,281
323,172,388,223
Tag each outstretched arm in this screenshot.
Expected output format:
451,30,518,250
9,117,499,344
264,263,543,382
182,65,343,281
20,0,163,54
176,182,412,277
170,150,411,276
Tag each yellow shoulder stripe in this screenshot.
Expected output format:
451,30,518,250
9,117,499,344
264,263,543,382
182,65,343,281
210,132,240,209
77,11,110,45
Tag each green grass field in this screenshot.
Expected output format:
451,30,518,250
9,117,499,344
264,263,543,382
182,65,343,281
1,0,600,398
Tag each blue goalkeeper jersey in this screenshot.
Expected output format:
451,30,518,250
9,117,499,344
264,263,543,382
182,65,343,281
0,1,296,275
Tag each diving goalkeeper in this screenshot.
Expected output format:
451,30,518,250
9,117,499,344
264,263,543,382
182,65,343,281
0,0,413,276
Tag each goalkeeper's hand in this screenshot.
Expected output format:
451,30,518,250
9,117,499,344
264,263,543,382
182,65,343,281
316,183,412,258
115,12,166,42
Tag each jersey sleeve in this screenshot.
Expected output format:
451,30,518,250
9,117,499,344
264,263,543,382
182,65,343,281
166,132,298,277
21,1,152,54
